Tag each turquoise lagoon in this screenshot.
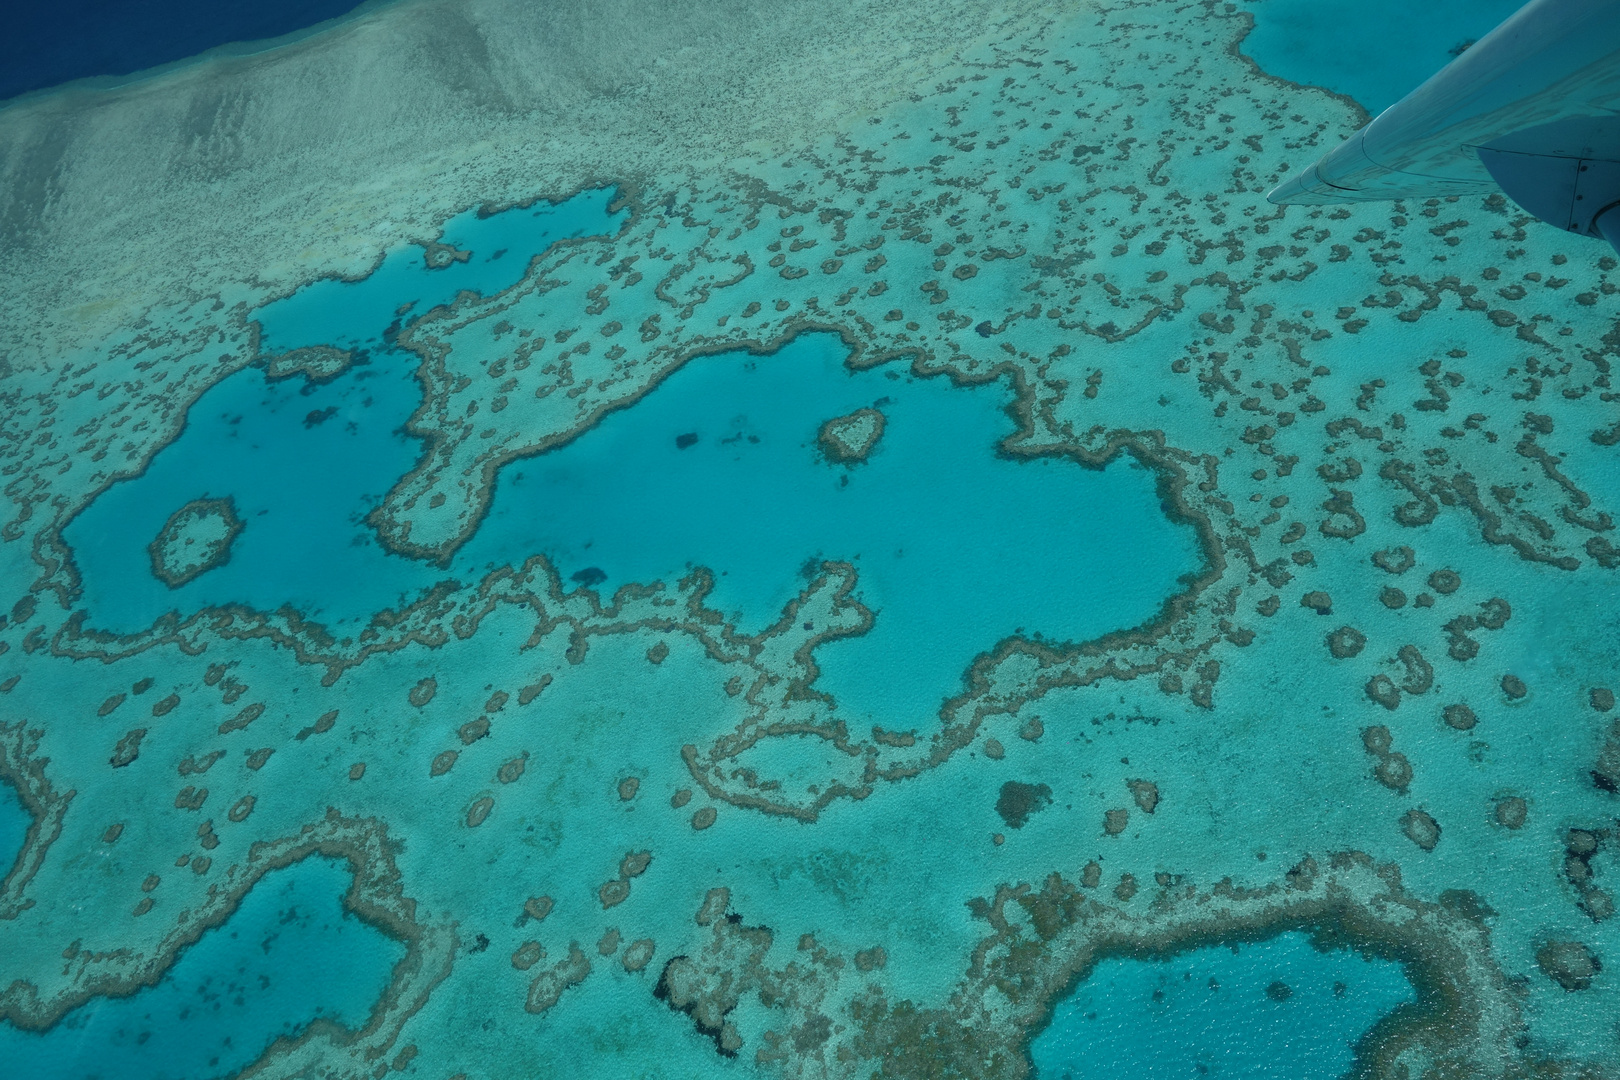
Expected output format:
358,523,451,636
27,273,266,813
1241,0,1529,114
1029,932,1416,1079
0,857,403,1080
68,191,1203,726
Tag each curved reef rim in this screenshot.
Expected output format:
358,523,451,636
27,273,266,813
0,809,456,1080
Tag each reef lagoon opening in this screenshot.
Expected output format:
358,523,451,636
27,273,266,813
1028,930,1417,1080
0,856,404,1080
1239,0,1528,114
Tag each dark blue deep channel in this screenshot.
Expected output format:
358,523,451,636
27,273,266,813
1240,0,1529,115
0,857,404,1080
2,0,374,102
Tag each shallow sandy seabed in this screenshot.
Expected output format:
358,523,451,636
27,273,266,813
3,0,1620,1077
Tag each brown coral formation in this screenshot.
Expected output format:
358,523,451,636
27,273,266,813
408,678,437,707
1366,675,1401,711
1395,645,1433,695
1361,726,1413,793
1127,779,1159,814
146,497,245,589
1300,591,1333,615
1401,809,1441,852
995,781,1052,829
1442,599,1512,662
1536,941,1602,991
496,753,528,784
511,941,544,970
598,850,652,910
1442,703,1478,731
525,943,591,1014
421,241,472,270
622,938,656,973
264,345,354,382
1372,547,1416,575
109,728,145,768
817,408,887,464
1427,569,1461,595
1563,829,1615,921
1594,720,1620,794
654,889,770,1057
1326,626,1366,659
1494,796,1527,830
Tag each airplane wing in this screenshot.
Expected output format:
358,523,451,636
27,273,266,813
1266,0,1620,250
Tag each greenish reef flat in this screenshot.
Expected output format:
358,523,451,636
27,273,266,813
1,0,1620,1077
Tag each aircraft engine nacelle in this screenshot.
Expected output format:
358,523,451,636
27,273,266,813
1268,0,1620,252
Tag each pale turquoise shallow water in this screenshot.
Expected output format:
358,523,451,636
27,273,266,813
0,856,404,1080
1029,932,1417,1080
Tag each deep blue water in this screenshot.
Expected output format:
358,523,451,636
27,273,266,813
0,778,28,876
0,856,405,1080
69,188,1200,722
1029,932,1417,1080
1242,0,1529,114
3,0,374,102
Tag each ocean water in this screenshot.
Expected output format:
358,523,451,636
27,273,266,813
1029,932,1416,1080
3,0,373,102
0,856,404,1080
1240,0,1530,113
